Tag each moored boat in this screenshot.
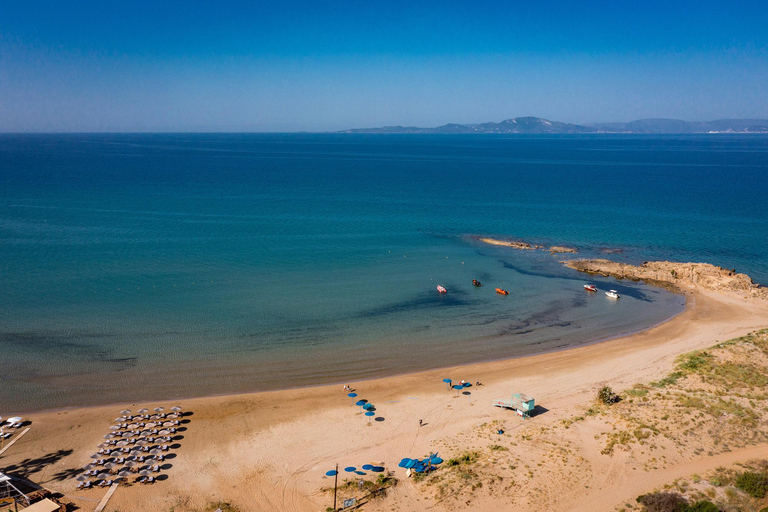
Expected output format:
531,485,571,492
437,285,447,293
583,284,597,292
495,288,509,295
472,279,482,287
605,290,620,299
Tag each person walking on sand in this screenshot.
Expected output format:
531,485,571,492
419,419,423,427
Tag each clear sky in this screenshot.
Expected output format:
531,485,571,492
1,1,767,132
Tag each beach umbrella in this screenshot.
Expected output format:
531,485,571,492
137,408,149,414
139,470,151,477
325,469,338,476
355,400,366,410
365,411,375,422
150,414,160,420
344,466,356,472
76,474,90,482
97,472,111,479
363,403,374,410
114,417,125,423
398,458,412,468
145,422,157,428
104,462,116,469
120,409,131,415
124,460,136,467
116,440,129,447
149,449,162,455
171,406,182,412
130,450,143,457
136,440,148,446
362,464,374,470
154,407,164,413
97,443,108,449
442,378,452,389
452,384,463,394
90,454,101,459
404,459,418,469
347,392,357,398
83,463,96,470
158,429,171,436
103,434,114,439
118,470,132,477
371,466,385,472
108,425,120,431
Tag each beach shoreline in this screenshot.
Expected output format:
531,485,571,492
4,260,767,511
7,292,689,417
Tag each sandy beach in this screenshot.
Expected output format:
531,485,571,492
3,263,768,511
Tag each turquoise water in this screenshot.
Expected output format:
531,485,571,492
1,134,766,411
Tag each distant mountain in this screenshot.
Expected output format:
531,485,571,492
590,118,768,133
340,117,768,134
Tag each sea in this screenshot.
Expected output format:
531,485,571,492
1,133,767,412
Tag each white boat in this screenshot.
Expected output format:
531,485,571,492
437,285,447,293
583,284,597,292
605,290,620,299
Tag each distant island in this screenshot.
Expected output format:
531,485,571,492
340,116,768,134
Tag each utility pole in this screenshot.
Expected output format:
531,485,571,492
333,463,339,511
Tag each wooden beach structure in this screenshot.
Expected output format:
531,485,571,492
493,389,535,419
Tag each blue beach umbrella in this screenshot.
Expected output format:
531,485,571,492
371,466,385,472
344,466,356,472
325,469,338,476
355,400,366,410
362,464,374,470
398,458,412,468
404,459,418,469
452,384,463,394
347,393,357,398
442,378,452,389
363,403,374,411
365,411,375,422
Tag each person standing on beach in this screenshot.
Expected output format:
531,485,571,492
419,419,423,427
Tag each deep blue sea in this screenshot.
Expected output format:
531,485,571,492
1,133,767,411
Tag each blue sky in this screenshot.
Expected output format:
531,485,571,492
1,1,767,132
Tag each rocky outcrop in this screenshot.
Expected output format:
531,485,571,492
476,237,540,250
548,246,578,254
564,259,766,298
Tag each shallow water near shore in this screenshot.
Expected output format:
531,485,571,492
1,133,766,411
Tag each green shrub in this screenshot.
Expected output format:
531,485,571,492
686,500,719,512
735,470,768,498
636,491,688,512
598,386,619,405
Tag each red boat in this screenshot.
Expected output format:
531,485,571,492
437,285,447,293
495,288,509,295
583,284,597,292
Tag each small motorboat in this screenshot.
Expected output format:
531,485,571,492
437,285,447,293
583,284,597,292
605,290,620,299
495,288,509,295
472,279,482,287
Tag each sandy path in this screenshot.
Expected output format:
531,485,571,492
573,444,768,512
